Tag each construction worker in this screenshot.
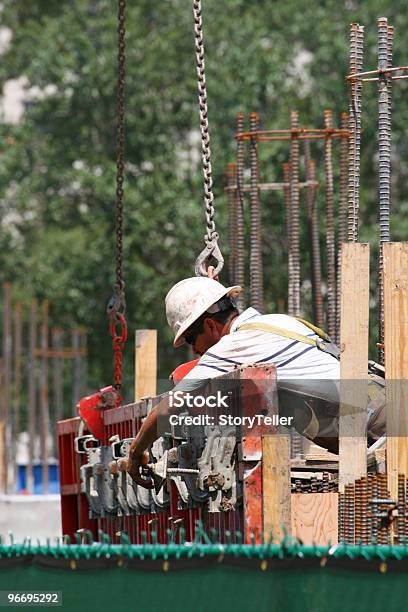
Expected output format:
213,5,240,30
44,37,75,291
126,277,385,486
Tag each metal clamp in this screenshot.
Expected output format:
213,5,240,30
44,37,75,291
110,437,134,460
75,434,101,454
195,238,224,277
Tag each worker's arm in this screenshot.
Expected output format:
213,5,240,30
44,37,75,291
125,395,171,487
126,377,210,487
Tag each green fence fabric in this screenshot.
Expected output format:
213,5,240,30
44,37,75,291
1,563,406,612
0,539,408,612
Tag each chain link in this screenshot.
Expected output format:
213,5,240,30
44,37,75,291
107,0,127,394
116,0,126,293
193,0,223,276
193,0,215,243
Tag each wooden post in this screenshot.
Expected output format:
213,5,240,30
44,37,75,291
27,299,37,494
135,330,157,402
262,434,291,542
383,243,408,500
72,328,82,410
2,283,12,493
339,243,370,492
0,420,4,494
52,328,64,425
79,328,88,395
13,301,22,490
0,361,4,491
40,300,49,494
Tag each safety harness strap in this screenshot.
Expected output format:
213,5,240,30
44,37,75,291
236,321,341,360
294,317,331,342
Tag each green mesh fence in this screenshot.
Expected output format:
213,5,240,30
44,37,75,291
0,531,408,612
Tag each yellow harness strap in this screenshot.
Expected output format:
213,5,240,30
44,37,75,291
293,317,331,342
237,321,323,348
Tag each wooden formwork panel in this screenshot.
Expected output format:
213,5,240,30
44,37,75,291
291,492,338,546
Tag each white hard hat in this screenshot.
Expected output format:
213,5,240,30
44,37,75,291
165,277,242,347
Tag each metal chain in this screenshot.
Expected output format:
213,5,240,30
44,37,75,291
116,0,126,294
107,0,127,398
193,0,224,276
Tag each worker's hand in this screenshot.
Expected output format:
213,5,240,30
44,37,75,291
207,266,219,282
123,449,154,489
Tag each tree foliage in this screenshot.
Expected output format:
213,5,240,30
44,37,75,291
0,0,407,397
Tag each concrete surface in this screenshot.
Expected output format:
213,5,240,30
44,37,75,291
0,494,62,543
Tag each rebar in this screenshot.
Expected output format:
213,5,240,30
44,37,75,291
371,473,379,544
378,473,389,545
345,484,355,544
283,162,292,315
361,476,368,544
387,25,393,127
236,127,349,141
225,180,319,193
249,112,264,312
397,474,405,544
324,110,336,339
339,492,345,543
289,111,301,317
378,18,393,366
346,65,408,80
367,473,374,543
336,113,349,344
291,474,338,494
235,113,246,309
303,142,324,328
405,477,408,543
355,478,363,543
226,163,238,286
347,23,364,242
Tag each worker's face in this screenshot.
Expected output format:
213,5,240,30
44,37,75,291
190,318,223,355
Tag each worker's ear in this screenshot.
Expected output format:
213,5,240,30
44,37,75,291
203,317,220,339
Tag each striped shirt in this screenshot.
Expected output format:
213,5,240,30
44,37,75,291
175,307,340,396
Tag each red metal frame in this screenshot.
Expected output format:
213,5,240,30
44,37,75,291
58,365,278,543
57,417,98,541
